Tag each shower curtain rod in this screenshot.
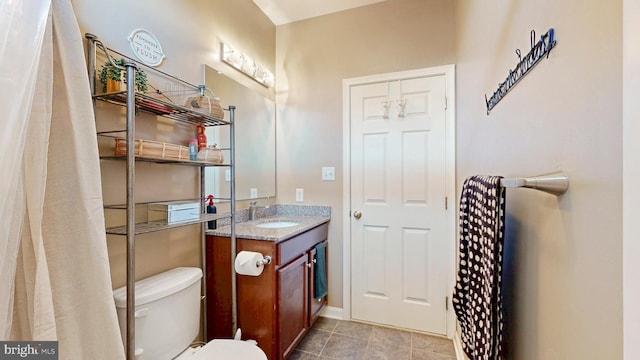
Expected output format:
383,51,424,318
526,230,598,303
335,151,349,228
500,171,569,195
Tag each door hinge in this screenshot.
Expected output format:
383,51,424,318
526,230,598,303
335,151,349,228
446,296,449,311
445,197,448,210
444,96,448,110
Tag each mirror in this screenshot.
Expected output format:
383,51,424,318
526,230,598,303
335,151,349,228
203,65,276,201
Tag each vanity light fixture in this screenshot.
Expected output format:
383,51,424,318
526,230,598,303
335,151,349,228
221,42,274,88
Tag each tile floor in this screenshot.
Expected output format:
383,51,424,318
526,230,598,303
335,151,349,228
290,317,456,360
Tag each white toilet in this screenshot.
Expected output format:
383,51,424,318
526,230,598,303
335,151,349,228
113,267,267,360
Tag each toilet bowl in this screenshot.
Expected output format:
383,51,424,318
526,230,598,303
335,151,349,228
113,267,267,360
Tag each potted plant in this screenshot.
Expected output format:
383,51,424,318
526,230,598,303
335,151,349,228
98,58,148,93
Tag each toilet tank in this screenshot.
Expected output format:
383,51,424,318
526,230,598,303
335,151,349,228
113,267,203,360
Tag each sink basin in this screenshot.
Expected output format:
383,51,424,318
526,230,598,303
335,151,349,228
255,221,299,229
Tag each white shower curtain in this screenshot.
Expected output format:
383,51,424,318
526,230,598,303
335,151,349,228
0,1,125,358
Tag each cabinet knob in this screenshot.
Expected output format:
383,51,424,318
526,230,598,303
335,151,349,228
353,210,362,219
313,259,317,264
307,263,312,268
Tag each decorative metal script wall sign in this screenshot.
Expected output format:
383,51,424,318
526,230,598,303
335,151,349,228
485,28,557,114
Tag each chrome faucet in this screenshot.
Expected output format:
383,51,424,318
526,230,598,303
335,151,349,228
249,201,269,221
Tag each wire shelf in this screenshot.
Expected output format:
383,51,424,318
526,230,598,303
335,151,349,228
94,91,229,127
100,154,230,167
106,213,230,235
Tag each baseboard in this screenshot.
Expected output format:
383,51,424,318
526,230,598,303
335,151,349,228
319,306,343,320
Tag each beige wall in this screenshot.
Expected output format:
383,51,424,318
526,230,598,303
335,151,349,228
623,0,640,358
456,1,622,359
73,0,275,91
72,0,275,287
275,0,456,309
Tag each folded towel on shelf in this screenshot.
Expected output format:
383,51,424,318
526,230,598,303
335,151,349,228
452,175,506,360
314,242,328,299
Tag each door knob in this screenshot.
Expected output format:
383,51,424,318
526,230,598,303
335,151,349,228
353,211,362,219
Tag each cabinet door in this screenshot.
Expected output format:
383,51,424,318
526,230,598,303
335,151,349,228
309,242,328,326
277,255,308,359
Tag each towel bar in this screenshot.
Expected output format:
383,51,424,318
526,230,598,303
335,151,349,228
500,171,569,196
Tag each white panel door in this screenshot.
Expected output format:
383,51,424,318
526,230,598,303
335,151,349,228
350,74,448,334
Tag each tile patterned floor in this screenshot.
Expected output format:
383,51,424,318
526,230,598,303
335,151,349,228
290,318,456,360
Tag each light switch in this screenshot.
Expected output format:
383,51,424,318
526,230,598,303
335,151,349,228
250,188,258,198
225,169,231,182
322,167,336,181
296,188,304,202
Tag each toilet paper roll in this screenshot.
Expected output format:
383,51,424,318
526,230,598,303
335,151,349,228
234,251,265,276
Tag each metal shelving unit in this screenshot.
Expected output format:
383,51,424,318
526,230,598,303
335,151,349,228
85,34,235,360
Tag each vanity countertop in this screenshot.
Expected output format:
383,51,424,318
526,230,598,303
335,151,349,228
206,215,330,242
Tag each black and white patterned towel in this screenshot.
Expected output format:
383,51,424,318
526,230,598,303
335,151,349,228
452,175,506,360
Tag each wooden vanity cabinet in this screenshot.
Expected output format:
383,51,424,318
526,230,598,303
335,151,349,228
206,222,329,360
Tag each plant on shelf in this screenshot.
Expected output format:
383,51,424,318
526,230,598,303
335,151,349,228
98,58,148,93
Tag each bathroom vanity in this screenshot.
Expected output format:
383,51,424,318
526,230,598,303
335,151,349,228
206,215,329,360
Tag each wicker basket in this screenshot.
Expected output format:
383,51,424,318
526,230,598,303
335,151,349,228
115,138,190,160
184,95,224,120
196,145,224,164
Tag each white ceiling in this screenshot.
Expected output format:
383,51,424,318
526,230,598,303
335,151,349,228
252,0,387,25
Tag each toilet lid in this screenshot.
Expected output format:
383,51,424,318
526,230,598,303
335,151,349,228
190,340,267,360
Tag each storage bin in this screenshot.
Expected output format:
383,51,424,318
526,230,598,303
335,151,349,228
114,138,190,160
196,145,224,164
148,201,200,224
184,95,225,120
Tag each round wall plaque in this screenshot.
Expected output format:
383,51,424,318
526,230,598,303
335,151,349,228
128,29,165,67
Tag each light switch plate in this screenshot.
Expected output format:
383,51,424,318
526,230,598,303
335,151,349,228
225,169,231,182
322,167,336,181
250,188,258,198
296,188,304,202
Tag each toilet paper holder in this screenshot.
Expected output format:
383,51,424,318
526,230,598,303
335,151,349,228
256,255,272,267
